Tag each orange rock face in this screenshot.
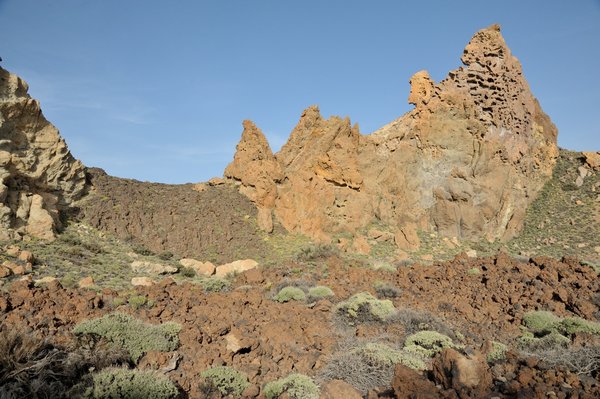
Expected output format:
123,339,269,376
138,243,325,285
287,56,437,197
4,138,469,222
225,24,558,247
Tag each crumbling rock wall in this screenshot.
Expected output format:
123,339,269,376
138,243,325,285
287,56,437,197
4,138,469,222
225,25,559,250
0,67,86,241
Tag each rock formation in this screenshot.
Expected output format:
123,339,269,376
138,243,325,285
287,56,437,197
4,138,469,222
225,24,559,249
0,67,86,240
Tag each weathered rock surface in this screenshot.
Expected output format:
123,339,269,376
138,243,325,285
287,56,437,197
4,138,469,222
0,67,86,241
225,25,558,248
214,259,258,277
130,260,177,275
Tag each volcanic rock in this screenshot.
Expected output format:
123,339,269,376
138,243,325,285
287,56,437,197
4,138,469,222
180,258,215,276
225,24,558,248
215,259,258,277
0,67,86,241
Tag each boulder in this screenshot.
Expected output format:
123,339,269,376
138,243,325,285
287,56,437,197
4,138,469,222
392,364,439,399
17,250,34,263
583,152,600,170
130,260,177,275
431,349,492,399
78,276,95,288
215,259,258,277
0,265,11,278
320,380,362,399
131,277,155,287
179,258,215,276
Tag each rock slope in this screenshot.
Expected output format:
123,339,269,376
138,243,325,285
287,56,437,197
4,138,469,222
225,25,559,250
0,67,86,241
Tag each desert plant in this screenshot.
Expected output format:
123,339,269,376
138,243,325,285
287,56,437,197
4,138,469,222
307,285,334,301
179,266,196,278
373,281,402,298
404,330,461,357
522,311,561,334
517,330,570,351
467,267,481,275
273,286,306,303
264,373,319,399
391,308,457,339
486,341,508,363
335,292,396,322
73,313,181,362
200,366,249,397
535,346,600,376
198,276,231,292
127,295,147,310
294,243,337,263
556,317,600,336
85,367,179,399
0,329,127,399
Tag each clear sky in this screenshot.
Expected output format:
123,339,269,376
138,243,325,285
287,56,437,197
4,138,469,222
0,1,598,183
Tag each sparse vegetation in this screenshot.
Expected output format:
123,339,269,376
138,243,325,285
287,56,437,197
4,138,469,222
274,286,306,302
264,373,319,399
197,276,231,292
200,366,249,397
335,292,396,322
307,285,334,301
85,368,179,399
404,330,461,357
487,341,508,363
373,281,402,298
73,313,181,362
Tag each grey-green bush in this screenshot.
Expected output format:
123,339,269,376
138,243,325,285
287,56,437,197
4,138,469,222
85,368,179,399
264,374,319,399
200,366,249,397
73,313,181,362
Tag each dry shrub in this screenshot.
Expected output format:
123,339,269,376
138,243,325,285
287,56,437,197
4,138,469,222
0,327,128,399
534,346,600,376
390,308,458,340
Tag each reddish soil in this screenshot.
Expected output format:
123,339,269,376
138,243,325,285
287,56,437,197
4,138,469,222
1,253,599,398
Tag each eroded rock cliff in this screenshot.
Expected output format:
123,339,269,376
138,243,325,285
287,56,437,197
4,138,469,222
225,24,559,250
0,67,86,241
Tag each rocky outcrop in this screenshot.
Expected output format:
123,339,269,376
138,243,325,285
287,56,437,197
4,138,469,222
0,67,86,241
225,25,559,249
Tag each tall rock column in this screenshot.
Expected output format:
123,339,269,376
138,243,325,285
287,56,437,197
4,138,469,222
0,67,86,240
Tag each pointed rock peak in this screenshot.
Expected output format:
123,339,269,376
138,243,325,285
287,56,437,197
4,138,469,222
461,24,510,68
408,70,435,106
239,119,273,156
276,105,325,167
301,104,322,119
227,120,275,170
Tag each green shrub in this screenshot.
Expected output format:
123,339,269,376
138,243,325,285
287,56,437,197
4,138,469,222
335,292,396,322
522,311,561,334
199,277,231,292
404,330,460,357
127,295,147,310
307,286,334,300
518,330,570,351
200,366,249,397
158,251,174,261
486,341,507,363
467,267,481,275
85,368,178,399
73,313,181,362
557,317,600,336
353,342,426,370
294,244,336,263
264,373,319,399
274,286,306,303
179,266,196,278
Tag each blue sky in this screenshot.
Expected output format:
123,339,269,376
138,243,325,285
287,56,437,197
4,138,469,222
0,1,599,183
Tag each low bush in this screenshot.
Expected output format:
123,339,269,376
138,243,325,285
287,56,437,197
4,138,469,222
522,311,561,335
294,244,337,263
179,266,196,278
198,276,231,292
73,313,181,362
0,328,127,399
373,281,402,298
200,366,249,397
335,292,396,322
274,286,306,303
486,341,508,363
391,308,457,339
307,286,334,301
264,373,319,399
319,341,425,394
404,330,461,357
127,295,147,310
85,368,179,399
